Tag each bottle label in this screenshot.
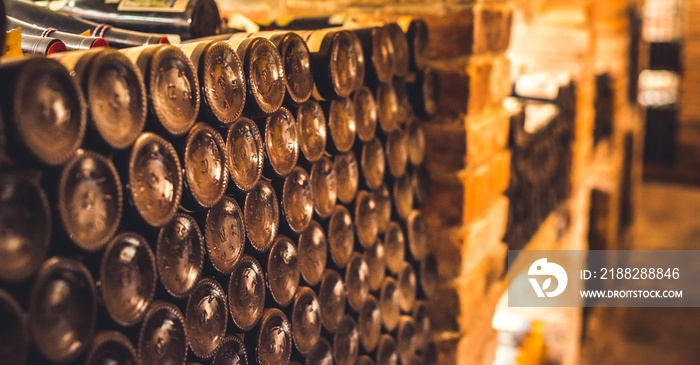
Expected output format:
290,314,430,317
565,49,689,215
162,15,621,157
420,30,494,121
117,0,190,13
34,0,69,11
3,28,23,57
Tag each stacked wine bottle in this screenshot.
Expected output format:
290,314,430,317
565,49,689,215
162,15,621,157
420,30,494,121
0,3,439,364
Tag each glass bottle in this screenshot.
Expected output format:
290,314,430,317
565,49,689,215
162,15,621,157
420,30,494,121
291,286,321,355
398,262,417,313
50,48,147,150
225,117,265,192
354,190,379,248
317,269,346,333
244,180,280,253
255,308,292,365
228,255,265,332
325,97,357,153
345,252,370,312
379,277,400,331
397,317,418,365
126,132,183,227
19,34,66,55
0,56,86,166
310,156,337,219
85,331,138,365
179,41,246,127
138,301,188,365
420,253,438,299
8,16,108,50
185,278,228,359
58,149,122,251
29,257,96,363
296,100,327,163
100,232,157,326
181,122,228,209
376,81,400,134
212,335,248,365
157,213,204,298
385,128,408,178
360,137,385,190
205,195,245,275
0,173,51,282
376,334,398,365
327,205,354,269
332,315,359,365
384,222,406,275
264,107,299,177
358,294,381,352
407,210,427,261
334,152,359,204
393,174,414,220
120,45,199,136
266,235,300,307
364,241,386,292
305,337,332,365
297,221,327,286
353,86,378,143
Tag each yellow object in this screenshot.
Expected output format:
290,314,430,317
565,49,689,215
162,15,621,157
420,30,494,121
3,28,23,57
517,321,546,365
80,29,92,37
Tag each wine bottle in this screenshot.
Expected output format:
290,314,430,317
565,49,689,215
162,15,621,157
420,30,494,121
354,190,379,249
227,255,266,332
290,286,322,355
419,253,438,299
295,99,327,163
263,107,299,177
407,67,438,117
317,269,346,333
405,118,426,166
358,294,381,352
385,128,408,178
0,172,51,283
29,257,97,363
254,308,292,365
379,277,400,331
406,210,427,261
345,252,370,312
332,315,359,365
57,149,123,252
50,48,147,150
376,81,400,133
5,0,177,48
398,262,417,313
179,40,246,126
204,195,245,275
376,334,398,365
100,232,157,326
84,331,138,365
19,32,66,55
227,37,286,117
39,0,221,40
334,152,359,204
305,337,333,364
181,122,229,209
156,213,204,298
327,204,354,269
0,289,28,365
224,117,265,192
295,29,364,100
354,86,378,143
185,278,228,360
363,240,386,292
244,180,280,253
266,235,300,307
360,137,386,191
395,17,428,71
384,222,405,275
138,301,188,365
372,184,391,234
384,22,409,77
279,166,314,234
397,316,417,364
349,26,394,85
8,16,108,50
412,301,430,350
393,173,414,220
248,31,314,105
120,45,199,137
125,132,183,227
309,156,337,219
212,335,249,365
297,220,327,286
411,164,430,207
0,56,86,166
357,355,375,365
323,97,357,153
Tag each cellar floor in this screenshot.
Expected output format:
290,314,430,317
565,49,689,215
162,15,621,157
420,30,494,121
580,182,700,365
